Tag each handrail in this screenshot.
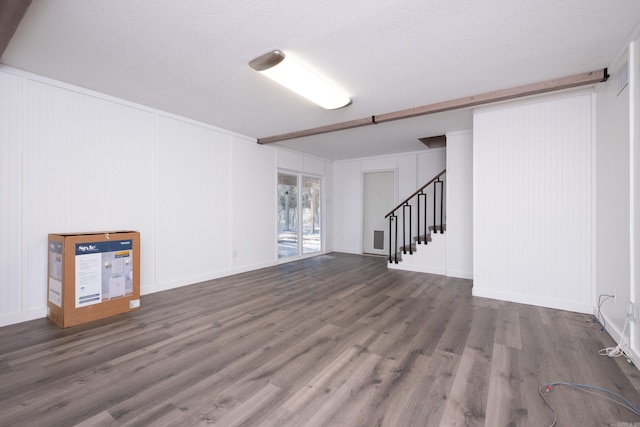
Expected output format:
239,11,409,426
384,169,446,218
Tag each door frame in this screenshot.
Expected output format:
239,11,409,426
276,168,325,263
362,169,396,256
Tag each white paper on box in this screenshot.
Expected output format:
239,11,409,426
49,278,62,307
74,239,134,307
48,240,64,307
75,252,102,307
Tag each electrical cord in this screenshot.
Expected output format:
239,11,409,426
594,294,614,331
539,382,640,427
599,314,631,359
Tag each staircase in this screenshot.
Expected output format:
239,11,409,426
385,169,446,274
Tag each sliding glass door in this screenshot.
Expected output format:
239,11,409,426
302,176,321,254
278,173,298,259
278,172,321,259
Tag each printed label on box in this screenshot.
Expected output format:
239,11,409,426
75,239,134,308
48,240,63,307
49,278,62,307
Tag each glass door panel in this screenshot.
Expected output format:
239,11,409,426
302,176,321,254
278,173,299,259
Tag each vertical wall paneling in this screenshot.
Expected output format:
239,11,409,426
396,154,418,201
156,115,230,289
596,53,632,335
277,148,304,171
324,162,334,252
474,93,593,313
23,80,156,314
630,39,640,355
1,66,311,326
302,155,326,177
446,130,473,279
417,148,446,184
332,160,362,253
0,71,23,320
232,138,277,271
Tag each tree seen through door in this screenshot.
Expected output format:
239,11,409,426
278,173,321,259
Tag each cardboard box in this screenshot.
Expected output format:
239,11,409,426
47,231,141,327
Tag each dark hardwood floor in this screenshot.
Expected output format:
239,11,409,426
1,253,640,426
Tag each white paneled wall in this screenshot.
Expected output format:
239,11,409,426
473,93,594,313
232,138,277,271
331,161,362,253
0,71,23,318
446,130,473,279
156,116,231,291
596,54,632,332
1,66,316,327
24,79,157,313
633,38,640,354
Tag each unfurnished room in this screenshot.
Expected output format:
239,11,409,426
2,1,640,426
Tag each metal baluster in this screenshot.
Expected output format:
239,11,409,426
418,192,426,245
437,180,444,233
394,213,398,263
408,203,412,254
402,204,407,254
388,215,393,263
416,192,421,244
403,203,412,255
433,180,437,235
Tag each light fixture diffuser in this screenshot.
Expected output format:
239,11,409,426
249,50,351,110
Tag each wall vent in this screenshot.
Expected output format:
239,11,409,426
373,230,384,250
617,63,629,95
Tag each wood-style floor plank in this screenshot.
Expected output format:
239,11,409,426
1,253,639,426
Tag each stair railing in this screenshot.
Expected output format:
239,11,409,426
385,169,446,264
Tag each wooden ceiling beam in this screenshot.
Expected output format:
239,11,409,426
258,116,375,144
0,0,33,58
257,68,608,144
375,68,608,123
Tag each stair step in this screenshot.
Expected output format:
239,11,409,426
414,234,432,244
389,225,446,264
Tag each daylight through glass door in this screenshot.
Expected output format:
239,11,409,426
277,172,321,259
302,176,321,255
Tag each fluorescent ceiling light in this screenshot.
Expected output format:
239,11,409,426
249,50,352,110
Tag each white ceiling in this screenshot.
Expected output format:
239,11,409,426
3,0,640,160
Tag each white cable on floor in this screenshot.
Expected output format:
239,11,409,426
599,314,630,359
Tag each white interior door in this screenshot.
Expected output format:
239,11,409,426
363,171,394,255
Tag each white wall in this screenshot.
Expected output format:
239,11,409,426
446,130,473,279
0,66,330,327
332,149,446,254
332,160,362,253
155,116,230,291
0,70,23,319
596,52,631,333
232,137,277,271
473,92,594,313
23,76,157,317
632,38,640,354
592,35,640,366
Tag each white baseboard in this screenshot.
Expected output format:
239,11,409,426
472,287,592,314
445,269,474,280
0,308,48,327
388,262,446,275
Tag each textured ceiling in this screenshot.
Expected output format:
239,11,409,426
2,0,640,160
